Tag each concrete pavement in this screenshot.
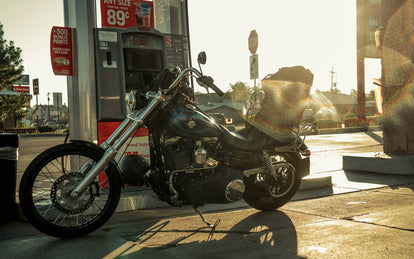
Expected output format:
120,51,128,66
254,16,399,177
2,180,413,258
2,131,414,258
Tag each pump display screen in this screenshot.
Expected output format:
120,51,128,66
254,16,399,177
125,49,163,71
131,35,150,47
132,52,158,69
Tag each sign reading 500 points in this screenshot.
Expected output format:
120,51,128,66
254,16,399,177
50,26,73,76
101,0,154,29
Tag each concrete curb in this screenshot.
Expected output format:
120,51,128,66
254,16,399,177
19,133,67,138
300,175,332,190
117,191,167,212
317,125,383,135
343,152,414,175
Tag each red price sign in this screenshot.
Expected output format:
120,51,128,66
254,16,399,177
166,36,172,47
13,86,31,108
33,78,39,95
50,26,73,76
101,0,154,29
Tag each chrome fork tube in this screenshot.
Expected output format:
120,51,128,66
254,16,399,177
74,117,132,188
101,117,133,151
70,95,163,198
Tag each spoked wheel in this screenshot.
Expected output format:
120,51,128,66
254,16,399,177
243,153,302,211
19,143,122,238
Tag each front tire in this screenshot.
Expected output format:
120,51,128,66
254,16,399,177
243,153,302,211
19,143,122,237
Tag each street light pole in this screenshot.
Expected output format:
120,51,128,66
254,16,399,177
36,94,39,132
329,66,336,94
47,92,50,122
57,94,60,129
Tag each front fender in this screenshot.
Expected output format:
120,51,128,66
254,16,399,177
70,139,105,154
69,139,125,186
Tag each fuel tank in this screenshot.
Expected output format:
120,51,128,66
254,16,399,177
165,104,223,137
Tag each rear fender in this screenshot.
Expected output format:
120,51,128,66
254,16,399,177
296,156,310,178
283,152,310,178
69,140,125,186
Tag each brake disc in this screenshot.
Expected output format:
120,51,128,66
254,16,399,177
51,172,96,215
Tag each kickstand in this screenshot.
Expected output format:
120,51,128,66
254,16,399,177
193,205,221,229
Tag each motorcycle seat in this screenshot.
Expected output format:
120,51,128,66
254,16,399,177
219,125,267,151
267,132,298,147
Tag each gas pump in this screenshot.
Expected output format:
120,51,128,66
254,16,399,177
65,0,191,196
122,28,165,94
94,27,167,164
95,27,166,121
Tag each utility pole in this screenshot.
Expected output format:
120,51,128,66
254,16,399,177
329,66,336,93
47,92,50,122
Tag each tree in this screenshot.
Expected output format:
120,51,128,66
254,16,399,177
366,90,376,101
321,88,341,95
350,89,357,100
229,81,251,103
0,21,24,90
0,94,31,127
0,22,28,128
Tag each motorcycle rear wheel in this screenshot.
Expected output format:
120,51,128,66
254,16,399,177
243,153,302,211
19,143,122,238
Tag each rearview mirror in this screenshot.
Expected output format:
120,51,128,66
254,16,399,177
197,51,206,65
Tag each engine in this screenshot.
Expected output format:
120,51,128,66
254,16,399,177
163,136,218,170
162,136,245,205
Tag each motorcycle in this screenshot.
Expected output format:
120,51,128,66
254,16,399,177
19,52,310,238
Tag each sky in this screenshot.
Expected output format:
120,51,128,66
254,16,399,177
0,0,381,106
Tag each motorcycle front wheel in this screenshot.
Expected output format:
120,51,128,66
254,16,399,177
243,152,302,211
19,143,122,238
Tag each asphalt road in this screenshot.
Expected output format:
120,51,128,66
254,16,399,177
2,131,414,258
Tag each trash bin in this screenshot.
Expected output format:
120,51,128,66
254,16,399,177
0,133,19,221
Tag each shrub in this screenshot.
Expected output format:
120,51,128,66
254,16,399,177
316,119,339,129
367,115,383,126
344,117,358,127
343,115,383,127
39,125,55,133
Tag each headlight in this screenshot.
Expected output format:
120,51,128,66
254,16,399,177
127,91,136,113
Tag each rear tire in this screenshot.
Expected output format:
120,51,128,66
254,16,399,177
243,153,302,211
19,143,122,237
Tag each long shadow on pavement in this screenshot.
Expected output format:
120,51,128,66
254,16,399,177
105,211,304,258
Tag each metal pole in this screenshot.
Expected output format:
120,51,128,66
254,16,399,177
254,78,257,113
64,0,97,142
36,94,39,132
356,0,366,126
329,66,335,94
47,92,50,122
57,95,60,129
357,53,366,126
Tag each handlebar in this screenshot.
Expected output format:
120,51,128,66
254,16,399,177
197,76,225,96
163,67,224,97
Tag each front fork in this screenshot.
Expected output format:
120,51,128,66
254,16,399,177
69,96,163,199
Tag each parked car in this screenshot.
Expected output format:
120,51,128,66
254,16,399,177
315,107,339,128
45,122,57,128
208,113,226,124
208,113,235,131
